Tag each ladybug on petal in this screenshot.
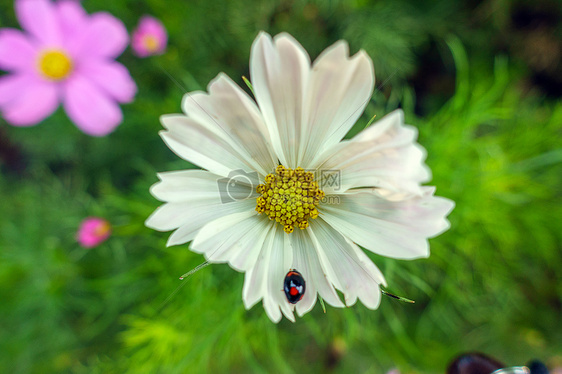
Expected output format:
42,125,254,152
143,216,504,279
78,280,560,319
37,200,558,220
284,270,306,304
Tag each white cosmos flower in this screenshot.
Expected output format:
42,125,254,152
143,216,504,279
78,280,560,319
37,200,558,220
146,31,454,323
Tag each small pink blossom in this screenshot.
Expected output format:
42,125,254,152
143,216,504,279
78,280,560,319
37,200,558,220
77,217,111,248
0,0,137,136
131,16,167,57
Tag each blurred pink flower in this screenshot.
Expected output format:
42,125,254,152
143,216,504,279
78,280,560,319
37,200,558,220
0,0,137,136
77,217,111,248
131,16,167,57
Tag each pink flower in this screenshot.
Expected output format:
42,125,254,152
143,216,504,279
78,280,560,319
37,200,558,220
131,16,167,57
0,0,137,136
77,217,111,248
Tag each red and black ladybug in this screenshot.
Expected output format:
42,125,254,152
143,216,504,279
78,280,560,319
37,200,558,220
284,270,306,304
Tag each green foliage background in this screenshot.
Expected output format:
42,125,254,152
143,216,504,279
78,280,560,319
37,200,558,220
1,0,561,373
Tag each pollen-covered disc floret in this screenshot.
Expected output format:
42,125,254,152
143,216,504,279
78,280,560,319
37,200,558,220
255,165,325,234
38,50,73,81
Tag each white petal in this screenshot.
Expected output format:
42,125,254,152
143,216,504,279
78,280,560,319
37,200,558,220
150,169,225,202
308,219,385,309
300,42,374,166
181,73,277,176
146,198,255,243
164,200,256,246
320,187,455,259
243,229,272,311
290,229,344,316
190,210,274,272
145,170,257,245
267,228,295,321
242,225,295,323
313,110,431,195
250,32,310,168
160,115,263,179
150,169,257,203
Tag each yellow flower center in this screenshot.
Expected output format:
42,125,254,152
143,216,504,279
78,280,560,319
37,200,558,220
256,165,325,234
94,221,111,237
38,50,73,81
143,35,159,52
